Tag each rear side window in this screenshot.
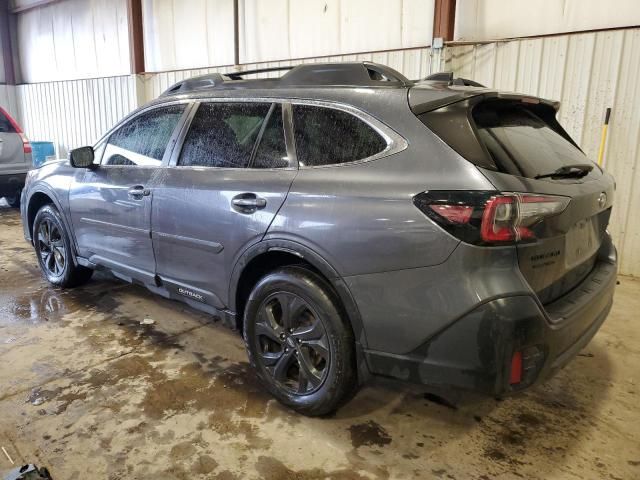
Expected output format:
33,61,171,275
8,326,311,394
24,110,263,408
103,104,186,166
0,110,17,133
292,105,387,167
472,101,588,178
179,102,271,168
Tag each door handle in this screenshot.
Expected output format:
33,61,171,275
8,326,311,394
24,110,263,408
128,185,150,199
231,193,267,213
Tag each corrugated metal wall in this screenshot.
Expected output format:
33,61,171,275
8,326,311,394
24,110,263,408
16,76,140,158
446,28,640,276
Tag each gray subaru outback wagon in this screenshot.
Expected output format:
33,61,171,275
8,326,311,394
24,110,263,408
21,63,617,415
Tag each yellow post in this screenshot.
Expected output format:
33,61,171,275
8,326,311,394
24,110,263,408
597,108,611,167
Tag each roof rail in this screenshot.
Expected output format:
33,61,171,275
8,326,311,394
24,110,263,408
225,66,295,80
423,72,486,88
160,62,413,97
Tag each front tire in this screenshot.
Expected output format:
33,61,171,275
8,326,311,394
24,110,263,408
33,204,93,288
244,266,357,416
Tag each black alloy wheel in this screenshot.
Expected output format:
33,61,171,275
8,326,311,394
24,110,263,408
36,218,67,278
254,291,330,394
33,204,93,288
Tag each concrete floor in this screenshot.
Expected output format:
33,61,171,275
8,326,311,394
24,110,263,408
0,203,638,480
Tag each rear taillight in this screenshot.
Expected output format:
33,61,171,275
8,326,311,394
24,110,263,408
20,133,32,154
414,191,569,245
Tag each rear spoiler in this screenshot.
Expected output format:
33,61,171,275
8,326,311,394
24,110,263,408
409,87,561,115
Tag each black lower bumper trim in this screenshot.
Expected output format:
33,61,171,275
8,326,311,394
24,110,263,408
365,251,617,396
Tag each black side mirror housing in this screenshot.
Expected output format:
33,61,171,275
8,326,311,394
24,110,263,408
69,146,96,169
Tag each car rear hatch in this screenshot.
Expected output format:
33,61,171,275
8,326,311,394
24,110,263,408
410,86,615,308
0,107,31,172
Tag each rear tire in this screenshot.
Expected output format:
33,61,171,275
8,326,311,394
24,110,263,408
244,266,357,416
33,204,93,288
5,194,20,208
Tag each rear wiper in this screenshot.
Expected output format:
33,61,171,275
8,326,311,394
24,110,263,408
534,163,594,180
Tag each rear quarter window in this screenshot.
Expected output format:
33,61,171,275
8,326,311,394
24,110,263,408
292,105,387,167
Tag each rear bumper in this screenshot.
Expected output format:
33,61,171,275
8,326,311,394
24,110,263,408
364,235,617,396
0,172,26,197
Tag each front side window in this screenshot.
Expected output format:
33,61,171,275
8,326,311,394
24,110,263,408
178,102,272,168
102,104,186,167
292,104,387,167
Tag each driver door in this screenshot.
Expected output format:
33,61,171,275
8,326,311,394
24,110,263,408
68,102,190,284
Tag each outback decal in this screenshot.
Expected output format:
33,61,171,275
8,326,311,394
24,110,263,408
177,287,205,303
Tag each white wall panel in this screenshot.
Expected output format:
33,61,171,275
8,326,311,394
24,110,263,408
16,0,130,83
446,28,640,276
455,0,640,41
142,0,235,72
0,86,19,119
240,0,433,64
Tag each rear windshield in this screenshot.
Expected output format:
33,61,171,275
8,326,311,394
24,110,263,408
472,101,588,178
0,111,17,133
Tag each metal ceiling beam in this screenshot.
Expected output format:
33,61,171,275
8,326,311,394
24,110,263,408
433,0,457,42
127,0,145,74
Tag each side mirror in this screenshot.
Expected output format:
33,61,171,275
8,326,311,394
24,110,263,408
69,146,96,169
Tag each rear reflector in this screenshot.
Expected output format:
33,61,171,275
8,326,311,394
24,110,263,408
509,351,523,385
428,204,473,224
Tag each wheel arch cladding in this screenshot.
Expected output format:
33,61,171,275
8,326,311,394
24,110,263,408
230,241,369,350
28,191,56,239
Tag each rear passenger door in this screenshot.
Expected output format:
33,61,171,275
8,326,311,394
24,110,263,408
151,101,297,309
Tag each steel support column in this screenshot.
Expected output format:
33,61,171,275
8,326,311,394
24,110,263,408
127,0,145,74
433,0,456,42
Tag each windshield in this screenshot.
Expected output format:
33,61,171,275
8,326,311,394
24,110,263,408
472,101,591,179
